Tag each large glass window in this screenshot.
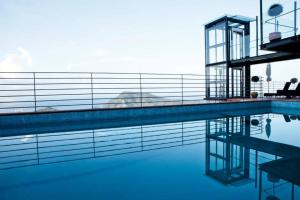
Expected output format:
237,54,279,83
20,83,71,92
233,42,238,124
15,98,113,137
206,64,227,98
205,22,226,64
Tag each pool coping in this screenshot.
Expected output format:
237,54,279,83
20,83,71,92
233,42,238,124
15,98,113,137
0,100,300,137
0,99,272,116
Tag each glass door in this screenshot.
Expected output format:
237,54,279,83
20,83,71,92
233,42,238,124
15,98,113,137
230,67,244,98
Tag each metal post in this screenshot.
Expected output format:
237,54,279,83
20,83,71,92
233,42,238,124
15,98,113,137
245,65,251,98
256,16,259,56
295,1,297,36
90,73,94,109
181,74,184,105
260,0,264,45
139,73,143,107
33,72,37,112
225,18,230,99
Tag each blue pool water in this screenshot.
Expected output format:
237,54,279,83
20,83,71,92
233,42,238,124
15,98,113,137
0,112,300,200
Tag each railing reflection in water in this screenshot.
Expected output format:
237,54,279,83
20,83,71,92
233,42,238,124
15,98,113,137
0,120,208,170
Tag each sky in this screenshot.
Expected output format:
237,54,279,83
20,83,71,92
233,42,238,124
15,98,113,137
0,0,299,81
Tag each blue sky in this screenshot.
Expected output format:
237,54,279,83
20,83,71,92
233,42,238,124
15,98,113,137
0,0,299,81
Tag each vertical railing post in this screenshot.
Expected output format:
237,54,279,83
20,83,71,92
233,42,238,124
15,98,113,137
260,0,264,45
139,73,143,108
294,1,297,36
260,77,263,99
181,74,184,105
91,73,94,109
33,72,37,112
256,16,259,56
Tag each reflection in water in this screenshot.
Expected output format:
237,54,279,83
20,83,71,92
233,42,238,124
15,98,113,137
205,116,251,185
0,114,300,199
205,114,300,200
0,121,207,170
265,117,272,138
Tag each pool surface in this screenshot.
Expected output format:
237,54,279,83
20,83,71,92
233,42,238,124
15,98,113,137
0,112,300,200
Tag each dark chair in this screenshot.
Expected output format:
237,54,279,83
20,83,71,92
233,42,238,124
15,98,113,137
283,115,291,122
286,82,300,97
264,82,292,97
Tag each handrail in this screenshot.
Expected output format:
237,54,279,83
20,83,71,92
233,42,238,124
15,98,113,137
0,72,277,114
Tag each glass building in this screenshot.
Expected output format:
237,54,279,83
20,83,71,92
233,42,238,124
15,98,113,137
205,16,254,99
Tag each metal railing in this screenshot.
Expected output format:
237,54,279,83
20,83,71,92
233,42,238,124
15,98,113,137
0,72,212,113
0,72,250,114
0,72,290,114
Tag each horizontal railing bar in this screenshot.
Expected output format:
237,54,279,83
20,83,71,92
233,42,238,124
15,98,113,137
0,106,35,110
94,127,141,133
39,146,94,155
95,146,141,154
39,151,95,161
0,86,206,91
143,135,184,143
0,91,203,98
0,147,38,153
0,82,206,86
0,89,34,92
0,136,36,142
0,141,37,147
96,136,142,143
38,141,93,149
142,140,182,148
0,77,208,81
38,132,93,139
95,141,141,148
0,72,206,76
38,136,94,144
0,152,38,160
0,158,38,165
0,95,206,104
265,8,300,23
183,137,205,142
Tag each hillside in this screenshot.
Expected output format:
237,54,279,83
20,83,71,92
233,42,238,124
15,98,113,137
104,91,178,108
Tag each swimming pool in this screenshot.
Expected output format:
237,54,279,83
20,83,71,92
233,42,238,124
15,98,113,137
0,111,299,200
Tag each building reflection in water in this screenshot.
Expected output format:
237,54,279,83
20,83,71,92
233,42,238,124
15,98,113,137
205,115,300,200
205,116,251,185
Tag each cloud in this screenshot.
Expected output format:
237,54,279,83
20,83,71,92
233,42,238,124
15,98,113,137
0,47,32,73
